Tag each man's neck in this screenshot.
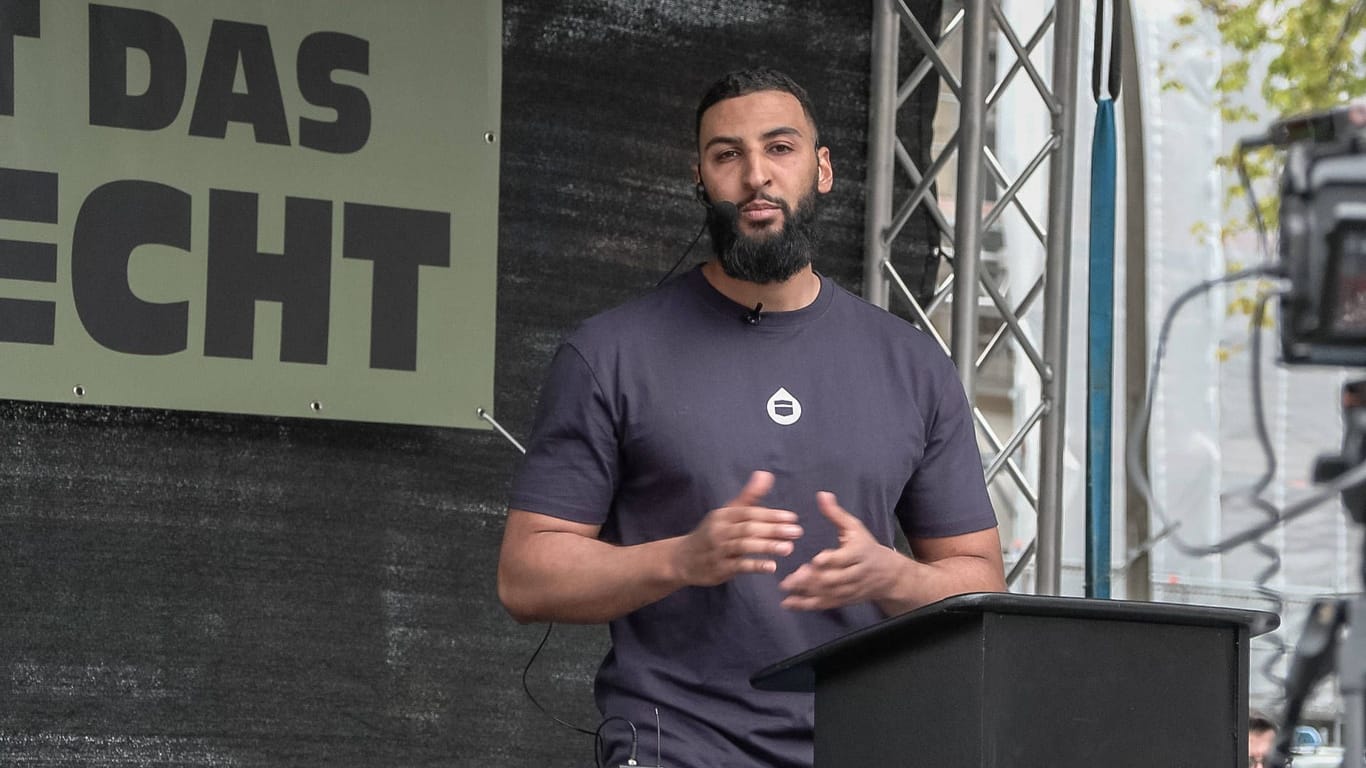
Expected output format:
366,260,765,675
700,260,821,312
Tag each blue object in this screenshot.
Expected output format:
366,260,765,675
1086,97,1117,598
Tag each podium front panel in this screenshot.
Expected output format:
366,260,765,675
815,619,985,766
809,600,1253,767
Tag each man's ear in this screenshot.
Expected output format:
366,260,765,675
816,146,834,193
693,165,710,204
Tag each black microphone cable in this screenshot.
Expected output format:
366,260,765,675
477,408,645,765
476,410,598,738
657,218,707,287
659,199,739,287
594,716,639,768
520,621,596,738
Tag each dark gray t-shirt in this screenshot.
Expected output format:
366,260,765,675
509,266,996,768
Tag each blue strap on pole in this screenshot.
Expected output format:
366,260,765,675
1087,97,1116,599
1086,0,1121,599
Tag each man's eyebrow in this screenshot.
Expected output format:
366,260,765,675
701,125,806,151
761,126,804,141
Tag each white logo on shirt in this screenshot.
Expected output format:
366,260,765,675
766,387,802,426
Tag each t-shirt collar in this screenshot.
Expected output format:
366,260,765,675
684,263,834,329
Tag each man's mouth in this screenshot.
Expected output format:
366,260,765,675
739,199,783,225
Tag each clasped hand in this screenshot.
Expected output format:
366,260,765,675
670,470,901,611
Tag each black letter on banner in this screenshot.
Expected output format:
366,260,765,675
71,180,191,354
0,167,57,344
343,204,449,371
188,20,289,145
1,0,40,116
88,4,186,130
203,190,330,364
298,32,370,154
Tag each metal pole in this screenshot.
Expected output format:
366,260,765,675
1343,595,1366,768
1119,0,1151,601
952,0,989,395
864,0,897,310
1037,0,1081,596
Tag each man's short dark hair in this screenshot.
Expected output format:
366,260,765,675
1249,712,1278,734
695,67,821,147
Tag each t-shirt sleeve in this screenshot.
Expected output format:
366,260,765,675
506,341,619,526
895,360,999,539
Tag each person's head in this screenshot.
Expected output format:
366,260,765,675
1248,713,1277,767
692,67,834,284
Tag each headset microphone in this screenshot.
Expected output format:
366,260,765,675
711,200,738,222
696,185,742,223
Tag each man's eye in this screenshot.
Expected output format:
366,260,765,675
715,149,739,161
769,144,794,154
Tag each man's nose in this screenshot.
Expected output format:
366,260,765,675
741,155,772,191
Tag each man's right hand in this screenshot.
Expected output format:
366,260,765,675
672,470,804,587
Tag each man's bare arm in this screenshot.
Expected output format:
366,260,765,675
497,471,805,624
779,491,1005,616
497,510,681,623
883,526,1006,614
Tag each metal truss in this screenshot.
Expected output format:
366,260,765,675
865,0,1080,594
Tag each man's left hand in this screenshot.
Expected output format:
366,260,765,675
778,491,904,611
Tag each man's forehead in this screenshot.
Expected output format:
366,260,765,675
697,90,814,142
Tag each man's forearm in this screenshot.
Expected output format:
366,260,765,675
873,551,1007,618
499,482,804,624
498,527,688,624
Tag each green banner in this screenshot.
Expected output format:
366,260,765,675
0,0,501,428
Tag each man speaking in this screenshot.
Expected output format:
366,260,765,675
498,67,1005,768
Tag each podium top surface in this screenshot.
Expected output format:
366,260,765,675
751,592,1279,692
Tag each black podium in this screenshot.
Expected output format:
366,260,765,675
752,593,1278,767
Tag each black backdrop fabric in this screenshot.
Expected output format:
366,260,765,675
1,1,940,764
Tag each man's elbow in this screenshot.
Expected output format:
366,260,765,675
983,570,1008,592
971,547,1008,593
496,561,543,624
941,553,1007,597
981,555,1008,593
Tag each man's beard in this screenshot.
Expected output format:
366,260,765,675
707,187,820,284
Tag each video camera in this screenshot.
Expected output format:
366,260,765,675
1252,104,1366,523
1238,105,1366,768
1271,103,1366,367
